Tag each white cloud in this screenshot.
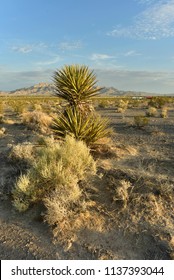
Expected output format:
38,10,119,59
135,0,162,5
12,45,33,53
124,50,141,56
90,53,115,60
36,56,61,66
58,41,82,51
108,0,174,39
11,42,48,54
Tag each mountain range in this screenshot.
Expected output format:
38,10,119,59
0,83,172,96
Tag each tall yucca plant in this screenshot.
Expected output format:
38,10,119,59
53,64,102,107
52,64,111,145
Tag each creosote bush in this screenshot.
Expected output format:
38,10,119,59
12,135,96,212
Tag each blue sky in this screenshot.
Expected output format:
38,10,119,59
1,0,174,93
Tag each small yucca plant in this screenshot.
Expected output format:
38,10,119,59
52,106,111,145
53,64,102,108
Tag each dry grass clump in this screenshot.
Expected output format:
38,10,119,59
116,99,129,114
12,135,96,214
112,180,132,209
12,135,97,246
146,106,158,117
22,110,52,133
104,164,174,240
11,101,28,115
98,99,110,108
45,193,105,248
0,114,4,124
0,102,4,114
9,142,34,163
160,107,168,118
0,127,6,137
134,116,149,128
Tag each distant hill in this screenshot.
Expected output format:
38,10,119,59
0,83,172,96
0,83,55,96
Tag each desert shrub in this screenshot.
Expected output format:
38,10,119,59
44,190,105,247
9,142,34,164
11,101,27,115
98,99,110,108
116,99,128,114
22,110,52,133
0,102,4,114
112,180,132,209
52,106,111,145
148,97,166,108
160,107,168,118
134,116,149,128
32,103,42,111
0,114,4,124
0,127,6,137
146,106,158,117
12,135,96,212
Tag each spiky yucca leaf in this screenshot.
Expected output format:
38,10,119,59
53,65,102,106
52,107,111,145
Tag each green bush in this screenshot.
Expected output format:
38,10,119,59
12,135,96,212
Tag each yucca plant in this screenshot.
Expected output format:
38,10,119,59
52,106,111,145
52,64,111,144
53,64,102,109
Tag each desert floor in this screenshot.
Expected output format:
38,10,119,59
0,105,174,259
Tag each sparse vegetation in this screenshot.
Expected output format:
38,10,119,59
0,75,174,260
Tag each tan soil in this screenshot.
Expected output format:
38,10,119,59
0,107,174,260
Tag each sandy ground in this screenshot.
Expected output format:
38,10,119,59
0,107,174,259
